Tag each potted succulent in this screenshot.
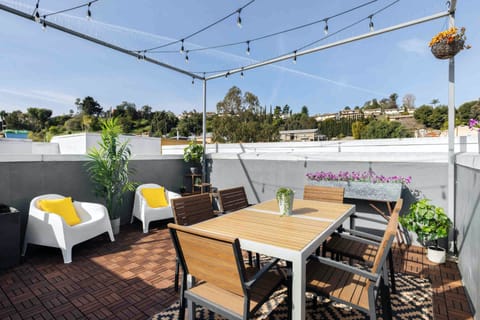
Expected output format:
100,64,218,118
399,199,452,263
183,141,204,174
85,117,136,235
276,187,295,216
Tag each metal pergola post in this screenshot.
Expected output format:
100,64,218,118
448,0,457,252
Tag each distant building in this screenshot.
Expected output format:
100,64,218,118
338,110,363,120
314,113,337,122
279,129,325,142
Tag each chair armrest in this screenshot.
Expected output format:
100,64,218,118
350,214,388,225
244,258,281,289
341,228,383,242
333,231,381,246
167,191,181,204
309,255,379,281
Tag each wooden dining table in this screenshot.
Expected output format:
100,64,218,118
189,198,356,320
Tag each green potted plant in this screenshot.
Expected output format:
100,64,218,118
399,198,452,263
85,117,136,235
183,141,204,174
276,187,295,216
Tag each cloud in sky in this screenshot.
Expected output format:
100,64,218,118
0,88,77,107
397,38,428,55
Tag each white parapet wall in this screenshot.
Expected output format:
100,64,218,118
162,135,480,155
50,133,161,155
0,138,32,154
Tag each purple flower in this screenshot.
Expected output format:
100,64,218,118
306,170,411,185
469,118,480,131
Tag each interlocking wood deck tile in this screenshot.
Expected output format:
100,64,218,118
0,222,473,319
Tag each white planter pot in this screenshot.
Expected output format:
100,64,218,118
110,218,120,235
277,196,294,216
427,246,446,264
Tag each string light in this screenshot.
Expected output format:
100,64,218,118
86,2,92,20
191,77,195,85
324,19,329,35
42,16,47,30
180,39,185,54
293,50,297,64
185,51,189,63
225,71,230,78
236,8,242,28
246,41,250,55
369,15,374,32
240,68,244,78
33,0,40,23
147,0,377,56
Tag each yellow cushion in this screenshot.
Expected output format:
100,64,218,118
38,197,81,226
141,187,168,208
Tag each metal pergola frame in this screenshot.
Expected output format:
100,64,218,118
0,1,458,234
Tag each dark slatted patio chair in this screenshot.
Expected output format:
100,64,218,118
217,186,250,213
306,203,400,320
303,185,345,203
322,199,403,293
171,193,215,292
169,223,291,320
217,186,258,267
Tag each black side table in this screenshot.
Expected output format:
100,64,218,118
0,206,21,269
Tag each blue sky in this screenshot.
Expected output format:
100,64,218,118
0,0,478,116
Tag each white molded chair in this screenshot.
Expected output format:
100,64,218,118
22,194,115,264
131,183,181,233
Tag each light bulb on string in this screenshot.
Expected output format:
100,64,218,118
225,72,230,78
191,77,195,85
33,0,40,23
236,9,242,28
42,17,47,30
185,51,189,63
293,50,297,64
240,68,244,78
246,41,250,55
86,2,92,20
180,39,185,54
324,20,329,35
369,15,374,32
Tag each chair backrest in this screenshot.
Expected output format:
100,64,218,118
171,193,215,225
370,198,403,274
217,186,249,212
168,223,245,296
303,185,345,203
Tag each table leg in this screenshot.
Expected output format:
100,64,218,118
291,256,305,320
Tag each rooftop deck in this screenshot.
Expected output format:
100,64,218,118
0,221,473,320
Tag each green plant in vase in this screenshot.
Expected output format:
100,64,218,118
276,187,294,216
183,141,204,174
399,198,452,263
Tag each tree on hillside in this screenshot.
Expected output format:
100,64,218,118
3,110,30,130
457,100,479,124
430,98,440,107
27,108,52,132
75,96,103,116
150,110,178,136
177,110,203,137
429,105,448,129
216,86,243,115
402,94,416,109
389,93,399,109
414,105,434,127
362,120,411,139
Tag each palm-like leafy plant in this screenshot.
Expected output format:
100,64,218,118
85,118,136,220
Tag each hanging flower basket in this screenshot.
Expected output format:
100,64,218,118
429,27,470,60
431,38,464,59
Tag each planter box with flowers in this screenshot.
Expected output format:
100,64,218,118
429,26,470,59
306,171,411,202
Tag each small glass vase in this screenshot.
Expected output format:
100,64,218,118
278,196,294,216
